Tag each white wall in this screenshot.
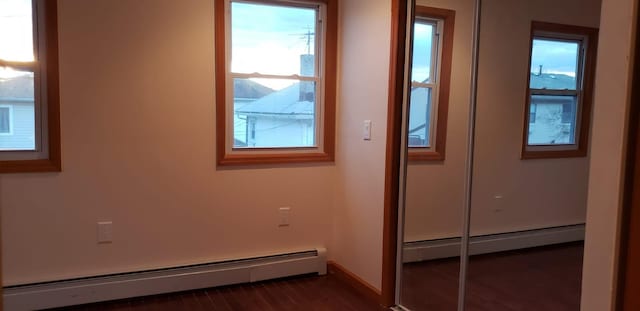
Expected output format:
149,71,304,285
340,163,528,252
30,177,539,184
0,0,335,286
404,0,601,242
582,0,637,309
471,0,600,234
331,0,391,291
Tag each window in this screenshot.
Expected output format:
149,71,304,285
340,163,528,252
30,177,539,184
0,106,11,134
0,0,60,173
522,22,598,159
215,0,337,165
407,6,454,161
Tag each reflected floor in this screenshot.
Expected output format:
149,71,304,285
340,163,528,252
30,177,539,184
401,242,583,311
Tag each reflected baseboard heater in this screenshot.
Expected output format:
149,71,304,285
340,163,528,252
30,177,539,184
403,224,585,263
3,248,327,311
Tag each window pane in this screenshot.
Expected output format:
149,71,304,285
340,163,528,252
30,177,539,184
530,39,579,90
233,78,316,148
231,2,317,77
408,87,432,147
412,22,434,83
528,95,577,145
0,67,35,150
0,107,9,133
0,0,34,62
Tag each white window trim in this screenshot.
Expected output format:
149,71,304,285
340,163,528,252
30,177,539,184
408,17,444,152
223,0,328,155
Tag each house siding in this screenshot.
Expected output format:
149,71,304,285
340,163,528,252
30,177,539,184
0,101,35,150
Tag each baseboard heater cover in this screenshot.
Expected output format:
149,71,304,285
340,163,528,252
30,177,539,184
3,248,327,311
403,224,585,263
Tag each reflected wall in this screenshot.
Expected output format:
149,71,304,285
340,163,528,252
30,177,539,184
400,0,601,309
400,0,474,309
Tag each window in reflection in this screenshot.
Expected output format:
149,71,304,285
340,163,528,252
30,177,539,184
407,6,454,161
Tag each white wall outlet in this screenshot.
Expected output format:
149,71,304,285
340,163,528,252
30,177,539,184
97,221,113,243
279,207,291,227
363,120,372,140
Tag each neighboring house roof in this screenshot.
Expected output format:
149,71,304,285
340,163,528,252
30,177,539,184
235,82,314,117
234,79,273,99
234,138,247,147
530,73,576,90
0,75,34,100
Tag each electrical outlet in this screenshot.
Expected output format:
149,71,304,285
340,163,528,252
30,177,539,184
97,221,113,243
279,207,291,227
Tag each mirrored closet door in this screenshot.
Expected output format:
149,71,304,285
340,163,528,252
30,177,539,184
398,0,472,310
464,0,599,309
395,0,601,310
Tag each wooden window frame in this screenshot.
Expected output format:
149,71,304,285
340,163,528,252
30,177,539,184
521,21,598,159
0,0,60,173
407,6,454,162
214,0,337,166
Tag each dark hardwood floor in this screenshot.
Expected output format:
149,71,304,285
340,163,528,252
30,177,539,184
401,256,461,310
49,273,384,311
401,242,584,311
50,243,582,311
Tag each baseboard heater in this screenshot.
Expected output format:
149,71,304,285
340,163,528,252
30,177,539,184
403,224,585,263
3,248,327,311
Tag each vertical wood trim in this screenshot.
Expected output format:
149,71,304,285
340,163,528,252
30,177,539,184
214,0,227,166
1,186,2,311
382,0,408,307
1,172,3,311
322,0,338,162
617,3,640,310
45,0,61,172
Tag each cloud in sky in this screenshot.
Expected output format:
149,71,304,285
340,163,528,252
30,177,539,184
411,22,434,83
0,0,34,62
531,39,579,76
231,2,317,89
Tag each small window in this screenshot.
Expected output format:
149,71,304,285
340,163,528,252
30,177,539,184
215,0,337,165
408,6,454,161
0,0,60,172
0,106,11,134
522,22,598,159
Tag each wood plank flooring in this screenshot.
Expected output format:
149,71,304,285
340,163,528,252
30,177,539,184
49,243,582,311
49,273,384,311
401,242,584,311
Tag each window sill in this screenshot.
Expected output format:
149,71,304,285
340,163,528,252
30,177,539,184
218,151,334,166
408,151,445,162
521,148,587,159
0,158,61,173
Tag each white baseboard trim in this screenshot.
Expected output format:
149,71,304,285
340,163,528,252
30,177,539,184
403,224,585,263
3,248,327,311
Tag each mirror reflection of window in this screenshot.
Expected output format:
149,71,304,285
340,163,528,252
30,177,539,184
407,6,454,161
409,21,437,148
528,38,580,146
